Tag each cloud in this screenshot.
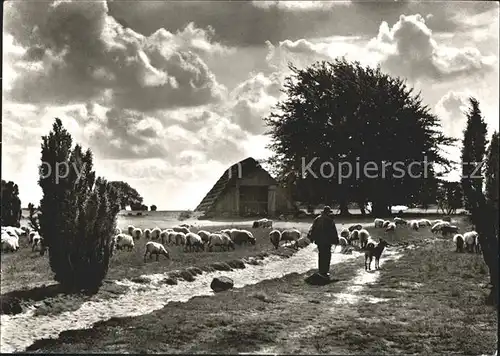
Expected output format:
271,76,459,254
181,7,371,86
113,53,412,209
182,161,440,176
434,91,472,139
368,14,496,81
3,1,228,110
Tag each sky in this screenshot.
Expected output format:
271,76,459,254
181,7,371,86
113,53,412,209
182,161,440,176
2,0,499,210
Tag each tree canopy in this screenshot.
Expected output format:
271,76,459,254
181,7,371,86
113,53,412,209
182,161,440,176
109,181,144,210
1,180,22,227
265,58,455,216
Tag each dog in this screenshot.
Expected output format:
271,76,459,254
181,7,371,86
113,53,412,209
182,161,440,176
364,238,391,271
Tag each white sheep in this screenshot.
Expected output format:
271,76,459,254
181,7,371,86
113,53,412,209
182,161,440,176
151,227,161,241
160,230,169,244
409,220,419,231
232,229,256,245
197,230,211,244
431,221,450,234
185,232,204,252
173,226,190,234
207,233,235,251
28,231,38,245
339,228,350,238
385,222,396,232
349,230,360,246
269,229,282,249
1,231,19,252
463,231,478,253
431,219,444,225
167,232,177,245
453,234,465,253
144,229,152,239
115,227,122,235
394,217,407,226
175,232,187,246
31,233,43,252
338,236,348,247
358,228,370,248
440,225,459,237
127,225,135,236
252,218,273,228
374,218,385,228
144,241,170,261
382,220,391,228
115,234,135,251
280,229,301,246
418,219,431,227
132,228,142,240
292,236,311,250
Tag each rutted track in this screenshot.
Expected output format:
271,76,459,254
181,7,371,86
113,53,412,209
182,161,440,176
1,244,363,353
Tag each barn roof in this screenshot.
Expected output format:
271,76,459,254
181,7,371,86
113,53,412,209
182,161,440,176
194,157,276,212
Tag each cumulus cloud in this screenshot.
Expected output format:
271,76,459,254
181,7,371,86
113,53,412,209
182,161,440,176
434,90,473,139
3,1,227,110
368,14,496,81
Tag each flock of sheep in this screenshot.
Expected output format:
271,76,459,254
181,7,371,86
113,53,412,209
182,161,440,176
1,226,43,253
113,223,262,262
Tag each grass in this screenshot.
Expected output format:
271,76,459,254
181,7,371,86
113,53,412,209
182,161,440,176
302,240,497,355
1,221,306,316
24,215,497,354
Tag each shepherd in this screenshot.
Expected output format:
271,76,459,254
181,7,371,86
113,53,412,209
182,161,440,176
307,206,339,279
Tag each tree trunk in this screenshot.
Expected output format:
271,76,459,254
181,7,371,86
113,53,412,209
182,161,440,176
338,201,350,216
371,202,390,217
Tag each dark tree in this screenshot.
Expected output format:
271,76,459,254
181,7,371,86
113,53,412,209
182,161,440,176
150,205,157,211
38,118,120,292
1,180,22,227
130,203,148,211
485,131,499,210
109,181,144,210
265,59,454,216
461,97,488,212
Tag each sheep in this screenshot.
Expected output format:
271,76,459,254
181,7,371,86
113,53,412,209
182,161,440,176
409,220,419,231
280,229,301,246
358,229,370,249
115,234,135,251
442,216,452,222
28,231,38,245
385,222,396,232
179,223,192,228
232,230,256,245
441,225,459,237
364,238,391,271
207,233,235,251
252,218,273,228
175,232,187,246
474,235,481,253
31,233,43,252
160,230,169,244
1,231,19,252
269,230,282,249
132,228,142,240
418,219,431,227
151,227,162,241
453,234,465,253
185,232,204,252
167,232,177,245
292,236,311,250
197,230,211,244
144,241,170,262
144,229,152,239
339,228,350,239
394,217,407,226
382,220,391,228
21,226,31,236
349,230,360,246
173,226,190,234
430,221,450,234
463,231,478,253
127,225,135,236
348,224,363,232
374,218,385,228
115,227,122,235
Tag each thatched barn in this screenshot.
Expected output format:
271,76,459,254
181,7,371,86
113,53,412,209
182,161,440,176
194,157,295,218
